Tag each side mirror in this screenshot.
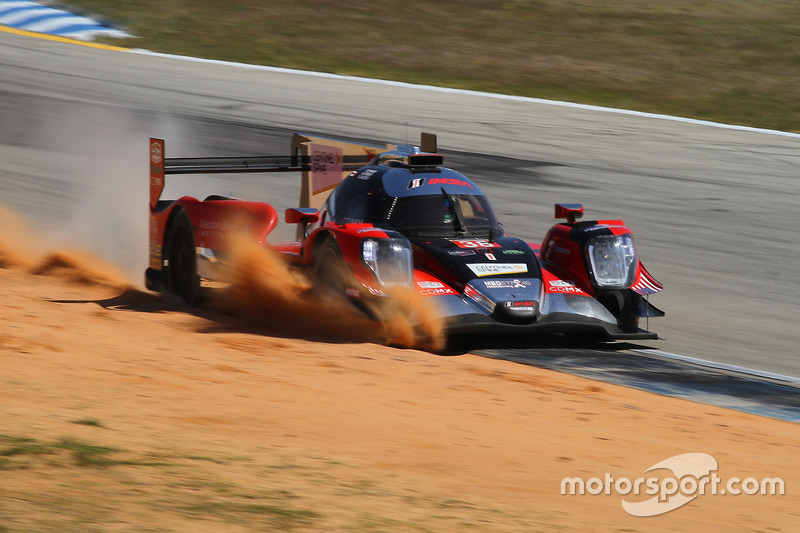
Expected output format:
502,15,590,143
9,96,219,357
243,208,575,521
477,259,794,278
554,203,584,224
285,207,319,225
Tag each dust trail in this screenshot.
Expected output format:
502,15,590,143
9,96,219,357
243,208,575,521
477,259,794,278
0,92,209,284
217,237,446,350
0,206,131,290
0,208,40,268
30,250,131,290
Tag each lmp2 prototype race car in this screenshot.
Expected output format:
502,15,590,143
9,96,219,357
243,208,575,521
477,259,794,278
146,132,663,347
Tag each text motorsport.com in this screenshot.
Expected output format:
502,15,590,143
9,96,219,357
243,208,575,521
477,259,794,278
560,453,785,517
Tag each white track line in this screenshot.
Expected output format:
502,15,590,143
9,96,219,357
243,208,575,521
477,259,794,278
633,349,800,387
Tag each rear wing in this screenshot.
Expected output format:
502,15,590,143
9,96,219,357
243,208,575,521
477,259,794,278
150,132,438,210
149,137,305,210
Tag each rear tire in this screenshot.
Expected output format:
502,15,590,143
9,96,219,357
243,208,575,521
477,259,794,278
165,210,199,305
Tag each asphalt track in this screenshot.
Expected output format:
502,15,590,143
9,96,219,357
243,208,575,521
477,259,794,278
1,29,799,419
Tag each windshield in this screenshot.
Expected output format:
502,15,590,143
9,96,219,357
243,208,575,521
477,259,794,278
384,193,500,237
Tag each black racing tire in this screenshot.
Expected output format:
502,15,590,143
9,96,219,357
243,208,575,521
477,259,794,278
310,237,349,300
164,210,199,305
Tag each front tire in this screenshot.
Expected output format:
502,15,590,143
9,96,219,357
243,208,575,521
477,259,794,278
311,238,349,296
165,210,199,305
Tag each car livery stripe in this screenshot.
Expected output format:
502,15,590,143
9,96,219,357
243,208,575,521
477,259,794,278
632,265,663,295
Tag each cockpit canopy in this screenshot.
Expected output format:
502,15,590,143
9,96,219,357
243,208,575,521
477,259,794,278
324,165,501,238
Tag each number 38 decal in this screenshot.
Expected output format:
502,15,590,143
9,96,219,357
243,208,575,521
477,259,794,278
450,239,501,249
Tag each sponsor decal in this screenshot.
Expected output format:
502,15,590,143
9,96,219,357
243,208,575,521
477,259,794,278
357,168,377,180
357,227,385,234
448,249,477,256
468,263,528,277
428,177,473,188
451,239,501,249
420,287,457,296
504,301,536,311
484,279,531,289
310,144,344,194
407,178,425,189
485,253,497,261
581,224,628,233
501,249,526,255
150,141,162,165
417,281,445,289
550,286,585,294
197,219,247,239
199,220,220,230
548,280,585,294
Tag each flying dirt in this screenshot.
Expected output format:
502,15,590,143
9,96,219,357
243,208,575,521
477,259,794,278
0,205,445,349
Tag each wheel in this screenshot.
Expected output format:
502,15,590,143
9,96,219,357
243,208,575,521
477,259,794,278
310,237,349,299
164,210,199,305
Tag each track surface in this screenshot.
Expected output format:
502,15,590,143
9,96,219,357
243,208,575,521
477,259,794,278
1,30,799,382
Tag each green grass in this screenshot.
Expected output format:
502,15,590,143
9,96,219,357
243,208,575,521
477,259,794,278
0,434,324,530
181,501,320,530
70,418,105,427
60,0,800,132
1,435,117,466
0,435,167,468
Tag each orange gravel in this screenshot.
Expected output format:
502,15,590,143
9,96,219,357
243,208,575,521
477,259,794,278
0,230,797,532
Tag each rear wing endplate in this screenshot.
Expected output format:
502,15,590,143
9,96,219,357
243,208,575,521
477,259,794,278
290,133,390,210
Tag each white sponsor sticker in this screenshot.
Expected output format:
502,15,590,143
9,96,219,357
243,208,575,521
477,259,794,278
549,280,577,287
484,279,531,289
150,142,162,164
417,281,445,289
467,263,528,277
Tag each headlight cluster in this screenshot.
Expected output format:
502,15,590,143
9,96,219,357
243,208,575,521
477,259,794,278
361,237,413,288
586,233,637,289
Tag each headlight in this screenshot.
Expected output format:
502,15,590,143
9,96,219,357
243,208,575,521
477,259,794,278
586,233,637,289
361,237,413,288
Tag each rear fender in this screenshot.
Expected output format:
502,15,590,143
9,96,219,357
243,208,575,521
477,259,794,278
180,199,278,249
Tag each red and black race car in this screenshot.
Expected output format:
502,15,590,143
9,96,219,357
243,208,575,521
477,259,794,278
146,133,663,346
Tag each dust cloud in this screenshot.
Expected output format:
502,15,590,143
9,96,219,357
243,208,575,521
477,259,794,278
0,206,131,290
0,95,444,350
216,237,446,351
1,205,445,350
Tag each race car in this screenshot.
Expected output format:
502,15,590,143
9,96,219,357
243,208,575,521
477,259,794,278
146,133,663,348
